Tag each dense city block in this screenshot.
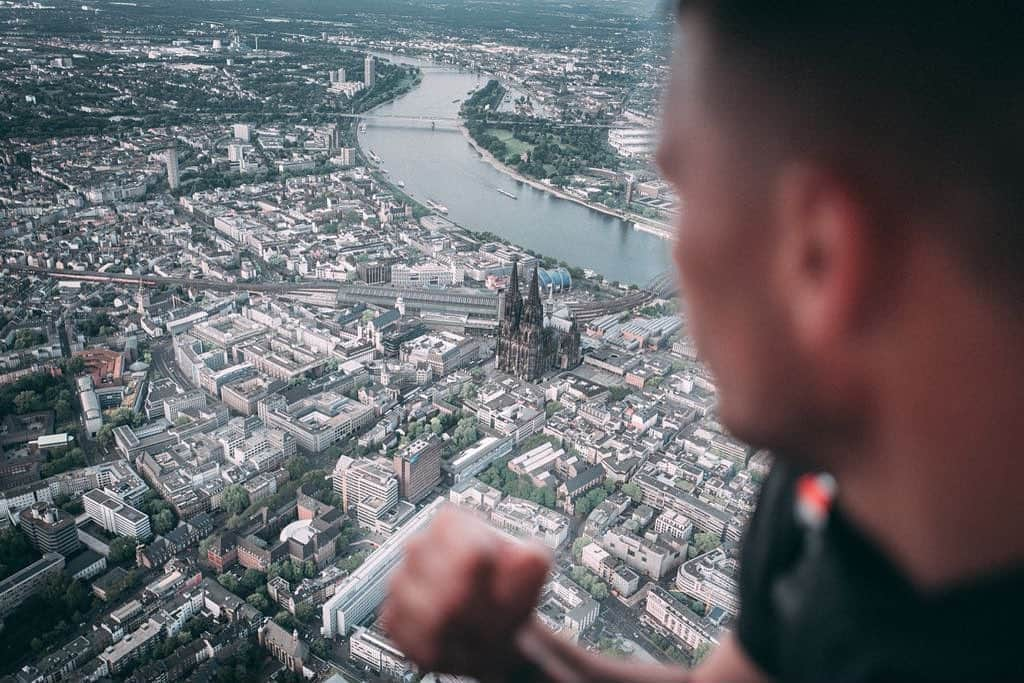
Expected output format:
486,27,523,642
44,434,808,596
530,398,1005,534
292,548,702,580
0,1,763,682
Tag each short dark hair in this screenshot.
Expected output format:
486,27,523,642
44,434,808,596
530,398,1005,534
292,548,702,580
677,2,1024,296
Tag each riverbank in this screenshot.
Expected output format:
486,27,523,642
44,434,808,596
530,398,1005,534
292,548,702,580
363,51,674,243
355,52,671,283
457,121,675,241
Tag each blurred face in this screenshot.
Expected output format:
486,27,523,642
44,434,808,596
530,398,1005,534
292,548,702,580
657,18,815,450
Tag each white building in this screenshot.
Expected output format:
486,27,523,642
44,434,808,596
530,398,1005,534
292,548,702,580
232,123,252,142
321,498,444,638
165,148,179,190
349,626,415,679
535,574,600,641
601,525,684,580
490,497,570,550
364,55,376,87
444,435,514,484
333,456,400,531
608,127,659,158
83,489,151,540
77,376,103,438
675,548,740,616
262,391,376,453
645,585,723,652
391,262,463,288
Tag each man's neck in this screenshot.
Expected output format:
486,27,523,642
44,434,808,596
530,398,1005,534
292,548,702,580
835,291,1024,591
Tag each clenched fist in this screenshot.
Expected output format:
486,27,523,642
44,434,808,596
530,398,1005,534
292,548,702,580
382,505,552,680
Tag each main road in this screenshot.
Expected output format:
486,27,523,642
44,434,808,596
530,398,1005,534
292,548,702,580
359,53,672,285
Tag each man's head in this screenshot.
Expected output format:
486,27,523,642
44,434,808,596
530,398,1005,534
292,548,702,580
658,3,1024,463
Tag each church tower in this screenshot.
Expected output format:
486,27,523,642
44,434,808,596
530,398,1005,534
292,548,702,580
496,261,582,382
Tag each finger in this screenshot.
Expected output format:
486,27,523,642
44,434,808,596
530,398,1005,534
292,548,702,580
493,539,551,616
382,578,445,671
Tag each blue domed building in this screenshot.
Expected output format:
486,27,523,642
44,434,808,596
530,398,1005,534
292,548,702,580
536,267,572,292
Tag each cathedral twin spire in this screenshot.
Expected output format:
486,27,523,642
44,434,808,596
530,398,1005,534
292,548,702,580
497,257,582,382
503,258,544,329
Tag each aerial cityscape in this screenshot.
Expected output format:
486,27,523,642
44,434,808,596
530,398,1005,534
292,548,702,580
0,1,766,681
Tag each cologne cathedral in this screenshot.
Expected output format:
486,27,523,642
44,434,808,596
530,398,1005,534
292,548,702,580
496,262,582,381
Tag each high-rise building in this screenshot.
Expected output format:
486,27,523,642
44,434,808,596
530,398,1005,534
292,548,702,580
394,434,442,504
19,502,81,557
165,147,179,191
496,261,582,381
324,122,341,151
364,55,376,88
337,147,356,167
228,143,246,172
334,456,399,529
232,123,252,142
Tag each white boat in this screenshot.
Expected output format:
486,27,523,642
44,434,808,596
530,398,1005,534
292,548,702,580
633,221,674,240
495,187,517,200
425,199,449,214
397,180,406,188
358,122,367,133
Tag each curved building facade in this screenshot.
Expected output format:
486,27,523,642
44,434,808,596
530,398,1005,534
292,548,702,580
537,267,572,292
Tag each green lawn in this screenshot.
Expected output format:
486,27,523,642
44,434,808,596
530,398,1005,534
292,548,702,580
486,127,534,161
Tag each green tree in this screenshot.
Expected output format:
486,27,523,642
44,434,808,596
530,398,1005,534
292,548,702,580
274,610,298,631
295,602,316,624
14,390,39,414
691,532,720,557
337,550,369,572
108,537,137,565
96,424,115,449
622,482,644,503
222,485,250,516
64,356,86,375
153,509,175,535
0,525,36,581
585,487,608,510
571,536,590,562
52,399,71,422
451,416,479,450
286,455,313,481
240,568,265,594
246,592,269,612
591,581,609,600
217,573,240,594
609,386,631,402
63,579,90,613
310,638,330,659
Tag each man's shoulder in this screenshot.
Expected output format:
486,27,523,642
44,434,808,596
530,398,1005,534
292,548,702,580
741,460,809,563
738,460,1024,681
735,460,824,677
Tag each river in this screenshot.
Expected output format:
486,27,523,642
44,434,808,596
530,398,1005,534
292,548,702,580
358,54,671,285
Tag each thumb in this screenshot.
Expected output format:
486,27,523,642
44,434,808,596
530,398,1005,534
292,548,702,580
492,540,551,617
